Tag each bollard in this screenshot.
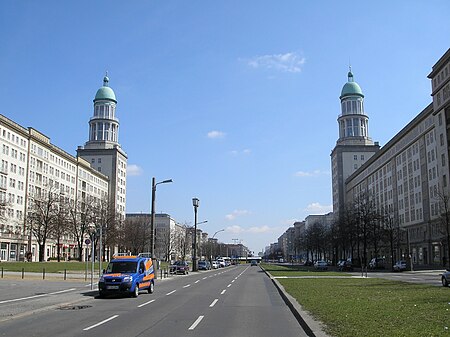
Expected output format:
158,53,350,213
1,267,3,278
64,269,67,280
160,269,163,279
43,268,45,280
22,267,24,279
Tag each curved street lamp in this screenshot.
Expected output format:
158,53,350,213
150,178,173,259
210,229,224,263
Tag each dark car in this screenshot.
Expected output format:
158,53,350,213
250,260,258,266
338,260,353,272
369,258,386,269
198,260,211,270
170,261,189,275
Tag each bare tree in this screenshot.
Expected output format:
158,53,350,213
27,184,60,262
0,197,10,229
93,196,119,261
435,188,450,268
353,190,382,268
52,196,70,262
122,216,149,255
67,196,98,261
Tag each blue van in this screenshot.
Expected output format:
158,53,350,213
98,253,155,298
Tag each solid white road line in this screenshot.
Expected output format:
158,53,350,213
209,299,218,307
188,315,204,330
138,299,155,308
83,315,119,331
49,288,77,295
166,290,176,296
0,288,76,304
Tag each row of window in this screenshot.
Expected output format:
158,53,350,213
341,98,364,115
0,127,27,148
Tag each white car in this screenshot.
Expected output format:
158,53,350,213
211,261,219,269
314,260,328,270
217,259,226,268
393,260,407,272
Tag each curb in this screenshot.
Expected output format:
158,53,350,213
261,266,331,337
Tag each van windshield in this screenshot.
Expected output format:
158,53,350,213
106,261,138,274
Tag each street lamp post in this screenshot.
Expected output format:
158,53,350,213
192,198,199,272
210,229,224,263
150,177,172,259
88,224,96,290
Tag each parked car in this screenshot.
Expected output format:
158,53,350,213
441,269,450,287
314,260,328,270
338,260,353,272
393,260,407,272
170,261,189,275
198,260,211,270
211,261,220,269
217,259,226,268
369,258,386,269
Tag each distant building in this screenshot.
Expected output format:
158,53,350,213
305,212,334,229
126,213,185,261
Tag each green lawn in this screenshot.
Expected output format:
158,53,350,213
0,261,105,273
262,264,450,337
0,260,170,274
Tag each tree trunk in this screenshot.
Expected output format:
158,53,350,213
39,243,45,262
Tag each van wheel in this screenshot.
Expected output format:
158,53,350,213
442,277,449,287
148,282,154,294
133,284,139,297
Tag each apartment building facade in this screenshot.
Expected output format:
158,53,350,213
344,49,450,266
0,114,109,261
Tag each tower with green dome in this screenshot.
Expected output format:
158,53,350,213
331,69,380,217
77,74,128,219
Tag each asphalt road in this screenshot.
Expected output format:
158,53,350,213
0,265,308,337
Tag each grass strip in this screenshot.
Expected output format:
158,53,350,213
279,277,450,337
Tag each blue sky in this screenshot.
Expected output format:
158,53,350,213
1,1,449,254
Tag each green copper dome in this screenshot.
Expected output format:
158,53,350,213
340,71,364,99
94,75,117,103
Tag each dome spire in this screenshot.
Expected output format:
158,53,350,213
348,65,354,82
103,71,109,87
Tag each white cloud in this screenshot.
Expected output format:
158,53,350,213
207,130,226,139
247,52,306,73
127,164,143,176
294,170,329,177
225,209,251,221
225,225,273,234
304,202,333,214
229,149,251,156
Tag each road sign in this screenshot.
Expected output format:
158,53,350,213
85,238,91,245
